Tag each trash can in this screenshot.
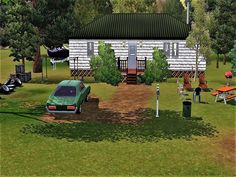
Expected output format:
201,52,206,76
15,64,25,74
183,101,191,118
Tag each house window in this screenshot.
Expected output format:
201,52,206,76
87,42,94,57
139,40,143,48
163,42,170,57
172,42,179,58
122,41,126,48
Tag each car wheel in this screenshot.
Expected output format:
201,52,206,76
77,105,82,114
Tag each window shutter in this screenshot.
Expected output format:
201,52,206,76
172,42,179,58
87,42,94,57
163,42,170,57
167,43,170,56
176,43,179,57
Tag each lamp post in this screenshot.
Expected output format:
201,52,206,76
156,84,160,118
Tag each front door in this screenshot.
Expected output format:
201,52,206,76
128,41,137,74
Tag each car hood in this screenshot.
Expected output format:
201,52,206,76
47,96,77,106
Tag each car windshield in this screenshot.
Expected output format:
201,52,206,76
54,86,76,97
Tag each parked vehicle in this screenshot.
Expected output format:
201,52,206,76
46,80,90,114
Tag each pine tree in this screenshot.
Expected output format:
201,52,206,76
5,1,41,65
212,0,236,65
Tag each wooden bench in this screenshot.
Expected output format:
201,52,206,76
226,94,236,101
211,91,219,96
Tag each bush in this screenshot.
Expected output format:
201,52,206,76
90,41,122,86
142,48,170,85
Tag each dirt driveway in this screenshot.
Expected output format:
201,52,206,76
42,83,153,124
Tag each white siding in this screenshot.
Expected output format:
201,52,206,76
69,39,206,71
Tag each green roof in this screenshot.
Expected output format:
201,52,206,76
58,80,81,87
71,13,190,40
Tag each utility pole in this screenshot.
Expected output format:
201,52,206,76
186,0,190,25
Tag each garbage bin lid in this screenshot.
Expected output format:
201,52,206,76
183,101,192,105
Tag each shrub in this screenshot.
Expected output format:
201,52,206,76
142,48,170,84
90,41,122,86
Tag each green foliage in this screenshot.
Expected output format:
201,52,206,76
32,0,76,48
206,0,217,11
111,0,154,13
228,40,236,75
186,0,211,81
0,0,14,5
74,0,112,26
90,42,122,86
162,0,185,21
4,1,41,63
142,48,170,85
0,4,10,47
211,0,236,56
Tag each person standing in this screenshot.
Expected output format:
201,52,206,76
193,86,201,103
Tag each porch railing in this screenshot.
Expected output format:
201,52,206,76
117,57,147,73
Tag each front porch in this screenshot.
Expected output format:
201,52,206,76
117,57,147,76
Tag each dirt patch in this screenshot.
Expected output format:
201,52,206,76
216,133,236,164
42,83,153,124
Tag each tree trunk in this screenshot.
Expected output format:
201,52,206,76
33,46,42,73
223,53,227,65
22,58,25,65
194,46,199,82
216,54,219,68
32,0,42,73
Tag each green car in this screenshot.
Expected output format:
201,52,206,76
46,80,90,114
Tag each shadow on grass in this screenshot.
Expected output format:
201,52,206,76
0,105,46,122
21,109,218,142
217,99,236,106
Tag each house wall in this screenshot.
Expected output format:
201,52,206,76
69,39,206,72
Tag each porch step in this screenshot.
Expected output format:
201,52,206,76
126,74,137,84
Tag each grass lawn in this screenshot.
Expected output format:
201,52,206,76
0,48,235,176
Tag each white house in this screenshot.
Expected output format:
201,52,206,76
69,13,205,82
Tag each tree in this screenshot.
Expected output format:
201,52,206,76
0,1,10,47
228,40,236,76
111,0,154,13
4,0,41,65
142,48,170,85
90,42,122,86
206,0,217,11
212,0,236,65
162,0,185,21
186,0,211,81
152,0,167,13
31,0,77,73
74,0,112,26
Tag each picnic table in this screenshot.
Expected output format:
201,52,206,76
214,86,236,104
